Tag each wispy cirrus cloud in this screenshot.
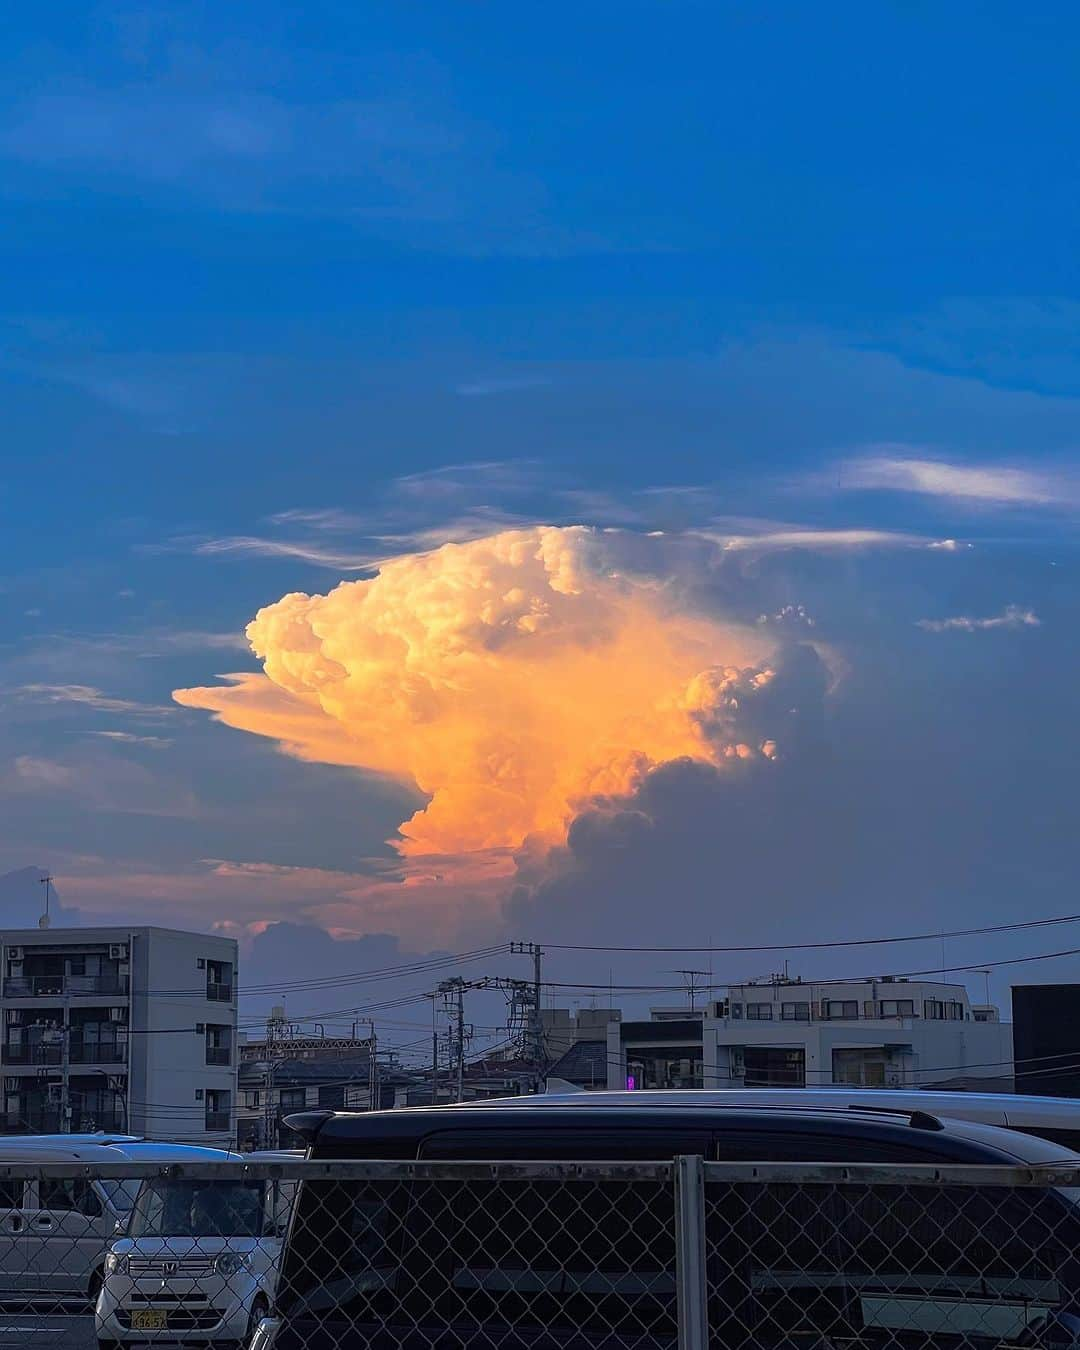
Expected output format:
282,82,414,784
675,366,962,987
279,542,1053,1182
86,730,173,749
917,605,1041,633
191,535,378,570
709,526,927,553
15,683,175,716
838,452,1076,507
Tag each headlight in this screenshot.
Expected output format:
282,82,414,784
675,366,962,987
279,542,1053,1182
215,1252,249,1278
104,1252,129,1277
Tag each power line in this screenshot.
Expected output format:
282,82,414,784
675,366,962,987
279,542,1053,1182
542,912,1080,954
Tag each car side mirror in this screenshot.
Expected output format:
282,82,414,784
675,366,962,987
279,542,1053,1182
113,1219,125,1236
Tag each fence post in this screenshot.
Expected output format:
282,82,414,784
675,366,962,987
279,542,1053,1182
674,1154,709,1350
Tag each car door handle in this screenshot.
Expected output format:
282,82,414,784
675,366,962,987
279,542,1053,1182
34,1217,53,1228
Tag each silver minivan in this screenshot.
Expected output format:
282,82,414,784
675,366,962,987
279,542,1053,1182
0,1141,143,1303
0,1139,242,1305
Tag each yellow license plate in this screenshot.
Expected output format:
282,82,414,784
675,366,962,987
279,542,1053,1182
130,1310,168,1331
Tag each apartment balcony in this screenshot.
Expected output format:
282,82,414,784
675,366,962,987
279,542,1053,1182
0,1109,63,1134
3,1040,127,1067
2,975,130,999
204,1111,231,1133
205,1046,231,1066
1,1105,128,1135
206,982,233,1003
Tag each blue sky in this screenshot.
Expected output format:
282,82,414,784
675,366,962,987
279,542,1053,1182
3,1,1080,1026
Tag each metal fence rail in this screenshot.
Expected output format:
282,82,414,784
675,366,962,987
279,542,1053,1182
0,1159,1078,1350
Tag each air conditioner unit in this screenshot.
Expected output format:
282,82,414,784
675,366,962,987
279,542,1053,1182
8,947,22,961
109,944,128,960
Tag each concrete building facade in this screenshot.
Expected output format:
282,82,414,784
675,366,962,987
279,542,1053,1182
600,977,1012,1093
1,926,238,1142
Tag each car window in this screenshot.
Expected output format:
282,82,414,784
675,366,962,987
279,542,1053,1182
419,1128,714,1160
37,1177,102,1217
0,1179,21,1210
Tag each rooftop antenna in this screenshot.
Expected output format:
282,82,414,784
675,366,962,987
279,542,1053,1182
38,874,53,930
974,968,992,1006
675,969,709,1012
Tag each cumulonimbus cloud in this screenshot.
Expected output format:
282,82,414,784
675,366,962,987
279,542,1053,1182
175,526,818,861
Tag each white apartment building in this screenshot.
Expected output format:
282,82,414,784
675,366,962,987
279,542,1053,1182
605,976,1012,1092
1,926,238,1143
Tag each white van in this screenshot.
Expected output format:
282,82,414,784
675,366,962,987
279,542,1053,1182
0,1141,144,1305
96,1151,295,1350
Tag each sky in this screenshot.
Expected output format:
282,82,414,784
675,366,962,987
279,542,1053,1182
3,1,1080,1049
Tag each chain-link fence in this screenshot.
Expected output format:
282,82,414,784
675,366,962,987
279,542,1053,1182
1,1158,1080,1349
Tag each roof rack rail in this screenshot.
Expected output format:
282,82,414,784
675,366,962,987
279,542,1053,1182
847,1104,944,1131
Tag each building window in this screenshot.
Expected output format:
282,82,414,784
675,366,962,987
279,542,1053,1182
823,1000,859,1019
205,1024,232,1066
206,960,233,1003
746,1003,773,1020
243,1090,260,1109
833,1048,890,1087
278,1088,305,1111
879,999,915,1018
781,1002,810,1022
205,1089,230,1132
743,1046,805,1087
924,999,945,1020
947,1001,964,1021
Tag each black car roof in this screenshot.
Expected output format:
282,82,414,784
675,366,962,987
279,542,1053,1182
288,1102,1074,1165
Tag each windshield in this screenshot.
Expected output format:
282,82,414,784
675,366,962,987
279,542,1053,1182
128,1180,269,1238
100,1179,142,1213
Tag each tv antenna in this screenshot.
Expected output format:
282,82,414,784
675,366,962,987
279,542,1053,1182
675,969,709,1011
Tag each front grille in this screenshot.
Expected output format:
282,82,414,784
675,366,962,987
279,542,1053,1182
129,1259,217,1279
129,1292,211,1305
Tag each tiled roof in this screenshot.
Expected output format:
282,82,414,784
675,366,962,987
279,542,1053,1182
546,1040,609,1087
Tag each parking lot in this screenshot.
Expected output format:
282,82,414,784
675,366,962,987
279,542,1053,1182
0,1307,93,1350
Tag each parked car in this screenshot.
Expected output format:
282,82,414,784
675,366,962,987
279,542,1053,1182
96,1161,295,1350
502,1086,1080,1153
0,1141,145,1305
260,1103,1080,1350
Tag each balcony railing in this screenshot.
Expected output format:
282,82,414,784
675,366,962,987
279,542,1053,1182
205,1045,231,1066
2,974,130,998
3,1040,127,1067
204,1110,231,1132
206,982,233,1003
1,1106,128,1135
3,1040,127,1066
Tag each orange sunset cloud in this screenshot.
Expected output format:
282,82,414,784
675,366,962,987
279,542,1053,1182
174,526,789,864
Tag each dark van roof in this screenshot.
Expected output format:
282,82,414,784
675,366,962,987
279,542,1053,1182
286,1103,1080,1167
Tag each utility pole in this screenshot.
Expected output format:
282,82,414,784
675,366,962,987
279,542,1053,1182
455,982,465,1103
425,994,442,1105
368,1020,378,1110
511,942,545,1093
437,978,470,1102
60,1020,71,1132
39,874,53,930
262,1004,287,1149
